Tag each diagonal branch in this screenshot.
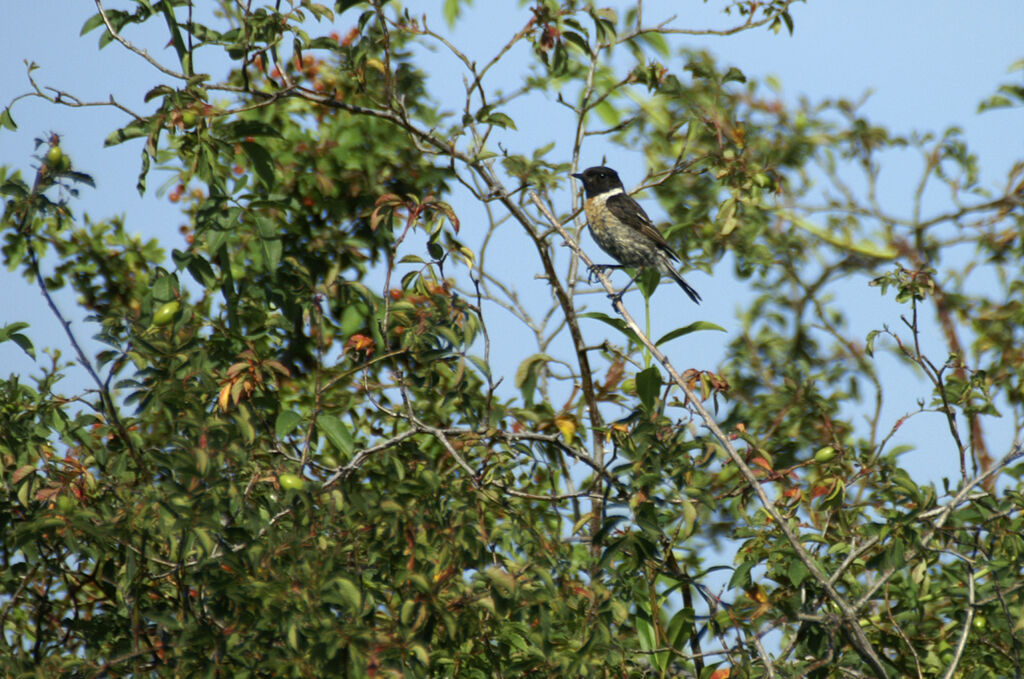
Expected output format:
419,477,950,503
18,168,143,469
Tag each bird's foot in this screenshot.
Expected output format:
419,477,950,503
587,263,618,284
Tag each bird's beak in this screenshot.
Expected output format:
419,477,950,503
571,172,583,180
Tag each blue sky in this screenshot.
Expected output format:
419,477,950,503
2,1,1022,486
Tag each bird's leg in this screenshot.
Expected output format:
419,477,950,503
608,269,643,301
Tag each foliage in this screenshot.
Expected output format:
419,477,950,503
2,1,1023,677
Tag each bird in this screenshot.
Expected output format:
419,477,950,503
572,166,701,304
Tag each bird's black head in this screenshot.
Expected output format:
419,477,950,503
571,166,624,198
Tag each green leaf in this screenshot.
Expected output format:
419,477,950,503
580,312,640,345
655,321,727,346
255,218,282,273
221,119,283,139
143,85,176,103
481,111,517,130
410,643,429,666
638,31,668,57
336,0,369,13
64,170,96,189
151,273,179,302
157,0,188,66
591,8,618,42
788,557,809,587
137,147,150,195
978,94,1013,112
8,333,35,359
105,119,151,147
483,566,516,598
0,107,16,131
0,323,35,359
728,560,755,589
594,100,620,127
0,178,29,198
0,321,29,336
636,267,660,299
275,410,302,439
340,303,365,335
240,141,276,189
779,209,898,259
468,355,491,380
891,467,921,502
550,43,568,75
442,0,470,28
635,607,657,653
317,413,354,458
334,577,362,612
636,366,661,412
723,66,747,84
187,254,218,288
718,197,738,235
80,12,106,35
514,353,552,407
563,31,589,54
781,10,794,35
666,605,695,651
865,329,879,357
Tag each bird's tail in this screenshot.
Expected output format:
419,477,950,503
667,267,702,304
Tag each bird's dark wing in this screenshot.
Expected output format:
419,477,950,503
605,192,681,261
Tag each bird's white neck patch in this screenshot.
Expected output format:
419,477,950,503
594,187,624,200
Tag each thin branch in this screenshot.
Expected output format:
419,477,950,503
752,632,778,679
95,0,188,80
940,555,976,679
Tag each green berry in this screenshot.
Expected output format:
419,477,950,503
152,301,181,327
278,473,305,491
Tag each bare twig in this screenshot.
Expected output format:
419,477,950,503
95,0,188,80
940,555,976,679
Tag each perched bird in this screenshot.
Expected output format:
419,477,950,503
572,166,701,303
